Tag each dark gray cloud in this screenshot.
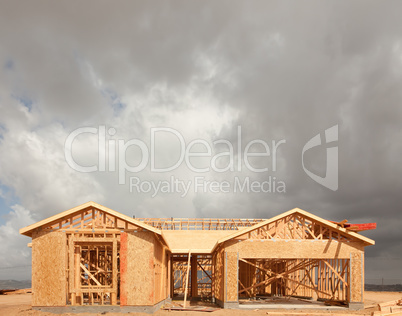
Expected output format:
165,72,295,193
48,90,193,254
0,0,401,281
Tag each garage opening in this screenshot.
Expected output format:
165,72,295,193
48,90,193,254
238,258,350,307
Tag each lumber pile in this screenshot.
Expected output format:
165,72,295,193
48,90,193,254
371,299,402,315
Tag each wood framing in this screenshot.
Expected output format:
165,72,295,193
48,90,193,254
20,201,160,237
20,202,375,311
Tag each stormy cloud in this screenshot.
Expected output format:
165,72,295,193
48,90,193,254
0,0,401,282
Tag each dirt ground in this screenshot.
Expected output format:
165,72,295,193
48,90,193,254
0,291,401,316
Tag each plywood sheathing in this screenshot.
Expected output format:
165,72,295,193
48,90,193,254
226,252,238,302
224,239,364,259
162,230,234,254
212,246,225,302
153,233,169,304
120,231,155,306
32,231,67,306
350,252,364,303
120,231,169,306
120,232,128,306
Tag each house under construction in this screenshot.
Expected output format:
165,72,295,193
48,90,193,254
20,201,376,313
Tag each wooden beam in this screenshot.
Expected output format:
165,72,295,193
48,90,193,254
183,251,191,308
240,258,274,276
322,260,347,285
111,239,117,305
69,235,76,305
79,263,102,286
239,260,322,295
197,261,212,281
191,255,198,297
74,246,81,304
238,278,253,297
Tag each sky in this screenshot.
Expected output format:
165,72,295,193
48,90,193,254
0,0,401,282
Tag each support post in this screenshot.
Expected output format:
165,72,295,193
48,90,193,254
183,251,191,308
69,235,76,305
111,239,118,305
349,252,364,310
191,255,198,298
168,254,172,298
74,246,81,305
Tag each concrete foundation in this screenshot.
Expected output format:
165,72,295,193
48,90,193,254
33,298,171,314
239,304,346,310
348,302,365,310
215,298,239,309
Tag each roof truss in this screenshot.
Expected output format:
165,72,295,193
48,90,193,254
136,217,265,230
19,201,161,237
240,213,352,242
215,208,375,249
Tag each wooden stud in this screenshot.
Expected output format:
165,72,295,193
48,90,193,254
183,251,191,308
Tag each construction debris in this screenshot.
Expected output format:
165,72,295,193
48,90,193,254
324,299,348,306
163,305,219,312
297,298,314,303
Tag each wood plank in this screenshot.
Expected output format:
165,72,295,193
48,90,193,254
378,299,402,310
111,239,117,305
197,261,212,281
372,311,402,316
75,246,81,304
322,260,347,285
183,251,191,308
